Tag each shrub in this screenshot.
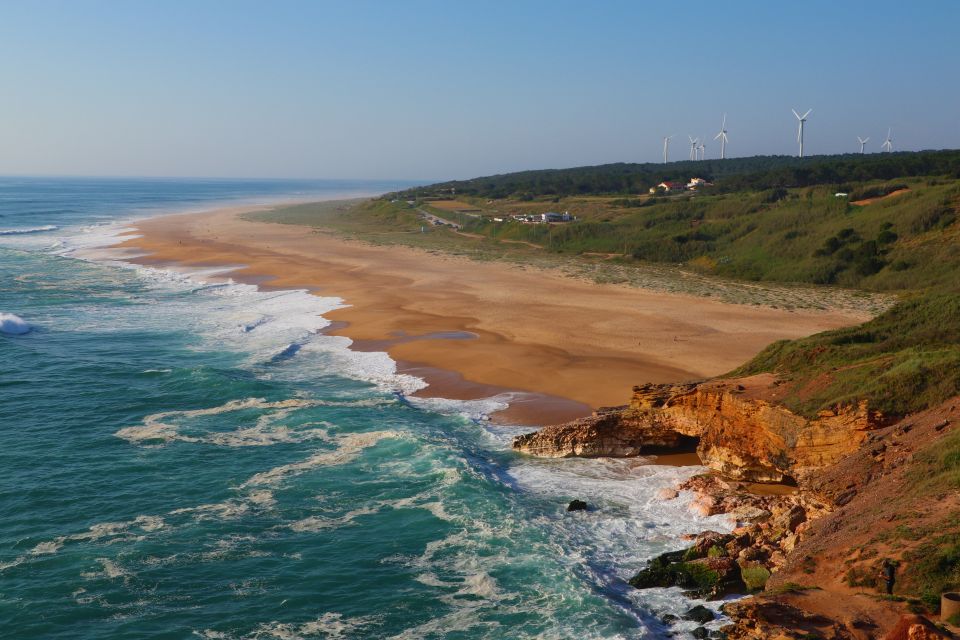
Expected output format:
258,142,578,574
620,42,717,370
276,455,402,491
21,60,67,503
741,566,771,591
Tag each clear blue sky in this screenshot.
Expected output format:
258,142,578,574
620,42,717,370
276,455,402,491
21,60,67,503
1,0,957,180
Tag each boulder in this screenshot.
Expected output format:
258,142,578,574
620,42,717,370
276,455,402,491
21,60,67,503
883,614,953,640
688,531,735,559
657,487,680,500
512,412,646,458
771,504,807,533
685,605,715,624
567,499,589,512
629,550,745,598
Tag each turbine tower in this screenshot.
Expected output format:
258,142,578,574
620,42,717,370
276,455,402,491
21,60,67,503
792,108,812,157
881,128,893,152
857,136,870,154
662,135,675,163
688,135,699,161
714,113,729,159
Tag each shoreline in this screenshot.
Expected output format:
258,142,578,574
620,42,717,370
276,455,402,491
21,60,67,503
110,199,872,427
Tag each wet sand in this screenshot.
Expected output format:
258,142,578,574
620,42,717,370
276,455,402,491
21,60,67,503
115,202,872,426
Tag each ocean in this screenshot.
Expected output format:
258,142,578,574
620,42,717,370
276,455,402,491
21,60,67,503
0,178,732,639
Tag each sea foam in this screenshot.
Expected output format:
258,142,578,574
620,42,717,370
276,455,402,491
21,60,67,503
0,224,58,235
0,313,31,335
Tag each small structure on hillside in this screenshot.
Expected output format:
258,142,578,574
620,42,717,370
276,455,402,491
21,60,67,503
656,181,687,192
687,177,714,190
541,211,574,223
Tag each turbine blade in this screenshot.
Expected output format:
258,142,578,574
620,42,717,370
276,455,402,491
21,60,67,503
802,109,813,119
792,109,801,120
714,131,723,140
721,113,726,128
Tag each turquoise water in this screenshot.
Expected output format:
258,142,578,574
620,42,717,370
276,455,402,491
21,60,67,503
0,179,731,639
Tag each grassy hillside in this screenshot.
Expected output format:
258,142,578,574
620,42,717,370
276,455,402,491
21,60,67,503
403,177,960,291
732,292,960,419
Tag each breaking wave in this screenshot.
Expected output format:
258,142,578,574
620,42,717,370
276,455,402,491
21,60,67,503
0,313,30,335
0,224,58,235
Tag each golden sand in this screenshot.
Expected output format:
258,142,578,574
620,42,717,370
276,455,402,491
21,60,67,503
117,204,870,426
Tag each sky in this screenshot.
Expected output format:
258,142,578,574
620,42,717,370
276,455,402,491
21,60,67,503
0,0,958,180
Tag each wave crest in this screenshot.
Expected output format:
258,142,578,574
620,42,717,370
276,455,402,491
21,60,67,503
0,224,58,235
0,313,31,335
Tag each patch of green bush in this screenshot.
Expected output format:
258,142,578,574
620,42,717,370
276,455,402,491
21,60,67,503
733,292,960,418
741,565,771,591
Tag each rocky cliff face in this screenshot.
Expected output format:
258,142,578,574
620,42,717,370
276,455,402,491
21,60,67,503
513,374,884,484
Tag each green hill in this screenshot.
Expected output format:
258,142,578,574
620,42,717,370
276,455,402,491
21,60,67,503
394,150,960,199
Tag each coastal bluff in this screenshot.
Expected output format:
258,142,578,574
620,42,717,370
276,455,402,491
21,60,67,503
512,373,883,484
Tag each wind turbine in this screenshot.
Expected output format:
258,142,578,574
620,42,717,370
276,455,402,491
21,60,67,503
857,136,870,154
688,135,699,161
662,135,676,163
792,108,812,157
714,113,729,159
881,128,893,152
698,137,706,160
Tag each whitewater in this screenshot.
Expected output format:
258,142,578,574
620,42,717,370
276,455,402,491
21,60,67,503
0,177,733,639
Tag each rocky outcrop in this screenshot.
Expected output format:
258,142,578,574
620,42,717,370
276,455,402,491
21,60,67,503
721,599,858,639
676,475,831,574
513,375,884,484
630,478,831,604
511,403,691,458
628,543,747,599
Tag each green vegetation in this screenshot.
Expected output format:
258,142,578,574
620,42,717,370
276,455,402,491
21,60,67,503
906,430,960,497
733,293,960,419
845,563,879,589
444,178,960,290
901,535,960,613
249,196,889,312
394,150,960,199
741,565,771,591
628,548,745,597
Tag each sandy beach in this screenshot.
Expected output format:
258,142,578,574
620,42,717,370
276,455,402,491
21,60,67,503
116,202,872,425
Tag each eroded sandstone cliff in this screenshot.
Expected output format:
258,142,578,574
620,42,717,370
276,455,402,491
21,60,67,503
513,374,884,484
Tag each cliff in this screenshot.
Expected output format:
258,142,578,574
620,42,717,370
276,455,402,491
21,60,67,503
513,374,884,484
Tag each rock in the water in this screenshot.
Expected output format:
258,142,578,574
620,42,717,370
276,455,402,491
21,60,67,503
656,487,679,500
691,627,709,639
685,605,715,623
566,499,589,512
629,550,745,598
512,410,647,458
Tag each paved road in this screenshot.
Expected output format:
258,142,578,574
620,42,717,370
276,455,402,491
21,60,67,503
416,208,461,230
